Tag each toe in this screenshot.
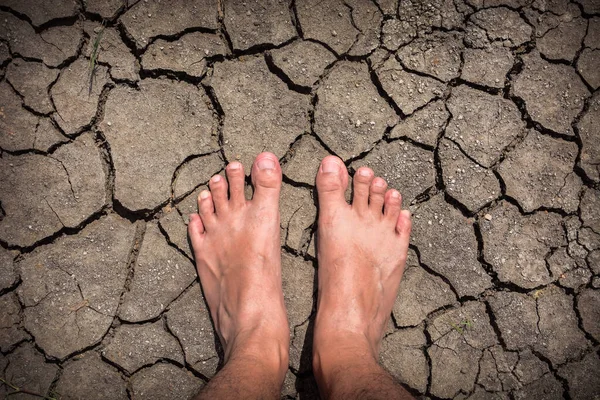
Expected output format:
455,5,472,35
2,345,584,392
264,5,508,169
251,152,282,204
352,167,374,214
316,156,349,208
197,189,216,222
384,189,402,222
188,213,205,250
369,177,387,214
396,209,412,245
226,161,246,208
209,174,229,214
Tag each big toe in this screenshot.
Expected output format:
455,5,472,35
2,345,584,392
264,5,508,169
251,152,282,203
316,156,349,207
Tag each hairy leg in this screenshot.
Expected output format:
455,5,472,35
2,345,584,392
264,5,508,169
188,153,289,399
312,156,414,400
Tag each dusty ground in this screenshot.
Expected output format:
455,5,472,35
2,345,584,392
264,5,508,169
0,0,599,399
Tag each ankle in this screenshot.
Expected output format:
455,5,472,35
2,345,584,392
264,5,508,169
312,332,378,376
226,327,290,380
313,334,382,398
313,314,381,358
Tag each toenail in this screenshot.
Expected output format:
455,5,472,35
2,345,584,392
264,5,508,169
228,162,241,170
257,158,276,170
200,190,210,199
322,160,340,174
374,179,386,187
358,168,371,177
211,175,222,183
391,190,400,199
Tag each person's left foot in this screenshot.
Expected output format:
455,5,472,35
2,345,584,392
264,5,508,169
187,152,289,379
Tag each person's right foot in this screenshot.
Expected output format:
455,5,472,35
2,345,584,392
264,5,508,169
312,155,412,364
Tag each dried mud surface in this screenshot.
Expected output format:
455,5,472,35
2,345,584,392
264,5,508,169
0,0,598,399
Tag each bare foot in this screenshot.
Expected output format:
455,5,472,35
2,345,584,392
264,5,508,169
312,155,412,397
187,152,289,382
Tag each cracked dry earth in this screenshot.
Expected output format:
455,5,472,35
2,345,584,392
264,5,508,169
0,0,599,399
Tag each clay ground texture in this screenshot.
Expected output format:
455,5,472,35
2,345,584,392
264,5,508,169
0,0,599,399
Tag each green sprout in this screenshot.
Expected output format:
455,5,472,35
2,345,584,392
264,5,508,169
88,25,105,94
449,319,474,335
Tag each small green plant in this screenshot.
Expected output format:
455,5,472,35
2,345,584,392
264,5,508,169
449,319,474,335
88,25,105,94
0,377,59,400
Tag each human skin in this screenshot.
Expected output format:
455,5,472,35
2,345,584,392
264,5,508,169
188,153,289,399
312,155,414,400
188,153,413,399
